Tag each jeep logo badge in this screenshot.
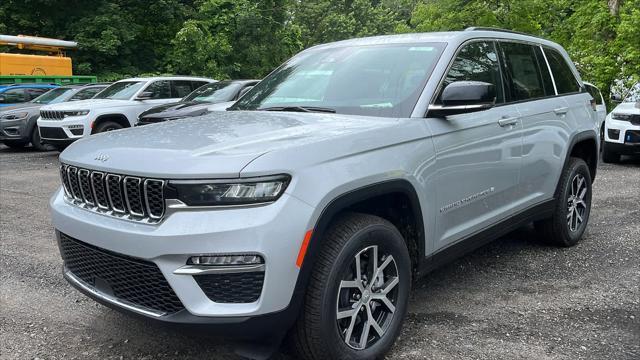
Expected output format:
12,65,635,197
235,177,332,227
94,154,110,162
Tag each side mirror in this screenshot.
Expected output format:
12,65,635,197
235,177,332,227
136,91,154,100
428,81,496,117
610,94,622,103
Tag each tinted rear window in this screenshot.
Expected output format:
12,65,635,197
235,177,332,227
544,48,581,94
500,42,550,101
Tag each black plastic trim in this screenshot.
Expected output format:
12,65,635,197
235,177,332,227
557,130,599,193
419,199,555,274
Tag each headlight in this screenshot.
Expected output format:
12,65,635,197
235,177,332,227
65,110,90,117
0,111,29,120
612,113,632,121
168,175,290,206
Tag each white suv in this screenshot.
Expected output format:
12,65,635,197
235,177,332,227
37,76,214,150
603,83,640,162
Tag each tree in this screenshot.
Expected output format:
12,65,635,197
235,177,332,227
168,0,302,79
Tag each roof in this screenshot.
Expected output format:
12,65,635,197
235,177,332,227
116,76,216,82
0,84,58,91
308,28,564,52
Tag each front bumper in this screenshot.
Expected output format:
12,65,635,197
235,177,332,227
50,188,314,328
0,118,30,142
37,117,88,143
604,118,640,154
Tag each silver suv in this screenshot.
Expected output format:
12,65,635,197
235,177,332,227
51,28,598,359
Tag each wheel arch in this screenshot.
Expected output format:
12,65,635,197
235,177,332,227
91,114,131,134
288,179,425,310
564,130,598,184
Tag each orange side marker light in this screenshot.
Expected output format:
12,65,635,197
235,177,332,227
296,230,313,268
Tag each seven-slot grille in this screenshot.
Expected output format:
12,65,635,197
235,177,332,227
59,163,165,222
40,110,67,120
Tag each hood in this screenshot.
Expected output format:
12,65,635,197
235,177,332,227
207,101,234,111
611,101,640,115
0,103,42,113
139,101,212,120
60,110,399,178
41,98,138,111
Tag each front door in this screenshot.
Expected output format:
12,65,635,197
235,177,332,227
426,40,523,251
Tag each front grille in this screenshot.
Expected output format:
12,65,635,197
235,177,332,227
39,126,68,139
60,163,165,223
629,114,640,126
194,272,265,303
40,110,67,120
59,233,184,314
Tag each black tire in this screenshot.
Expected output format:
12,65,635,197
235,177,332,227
291,213,411,360
602,142,620,163
536,157,592,247
94,120,123,133
2,140,28,149
30,127,55,151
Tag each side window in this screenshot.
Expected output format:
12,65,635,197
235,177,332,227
26,88,49,100
237,85,254,99
500,42,548,101
190,81,208,91
441,41,504,103
543,48,581,94
171,80,195,98
0,88,27,103
586,85,603,105
144,80,172,99
70,87,103,101
533,46,555,96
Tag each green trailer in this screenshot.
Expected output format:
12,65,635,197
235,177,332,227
0,75,97,86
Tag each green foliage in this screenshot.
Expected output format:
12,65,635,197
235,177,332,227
0,0,637,97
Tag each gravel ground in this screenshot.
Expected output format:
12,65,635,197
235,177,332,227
0,144,638,360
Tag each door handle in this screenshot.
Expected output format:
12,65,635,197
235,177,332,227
554,107,569,115
498,117,518,127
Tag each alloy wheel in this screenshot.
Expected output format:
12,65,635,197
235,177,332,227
336,245,399,350
567,173,588,232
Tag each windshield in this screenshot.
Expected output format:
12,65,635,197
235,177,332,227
94,81,145,100
184,82,242,102
230,43,445,117
31,88,73,104
623,84,640,102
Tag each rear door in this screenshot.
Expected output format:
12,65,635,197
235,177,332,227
497,41,569,206
428,40,523,251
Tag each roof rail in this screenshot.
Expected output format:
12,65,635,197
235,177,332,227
464,27,543,39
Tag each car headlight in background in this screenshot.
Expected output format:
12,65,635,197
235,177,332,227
64,110,90,117
612,113,632,121
168,175,290,206
0,111,29,121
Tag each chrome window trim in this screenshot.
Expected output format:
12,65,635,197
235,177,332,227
539,44,558,95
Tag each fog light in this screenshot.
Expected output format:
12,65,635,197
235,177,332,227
188,254,264,266
608,128,620,140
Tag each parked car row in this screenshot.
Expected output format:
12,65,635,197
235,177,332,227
0,83,109,150
0,76,260,151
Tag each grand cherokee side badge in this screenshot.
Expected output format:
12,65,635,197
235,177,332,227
94,154,110,162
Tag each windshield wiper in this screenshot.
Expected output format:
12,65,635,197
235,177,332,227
257,105,336,113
